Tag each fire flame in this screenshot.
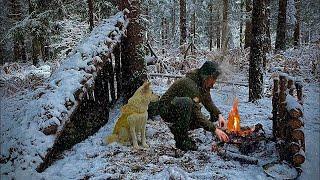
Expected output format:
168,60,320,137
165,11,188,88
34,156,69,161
227,98,241,132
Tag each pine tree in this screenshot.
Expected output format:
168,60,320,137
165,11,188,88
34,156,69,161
249,0,266,102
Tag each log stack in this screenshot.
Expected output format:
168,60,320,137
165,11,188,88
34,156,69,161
272,73,305,167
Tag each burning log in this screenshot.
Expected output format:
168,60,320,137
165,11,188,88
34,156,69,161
292,149,305,166
217,148,258,165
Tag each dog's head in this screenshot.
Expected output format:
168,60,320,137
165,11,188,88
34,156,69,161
140,81,159,102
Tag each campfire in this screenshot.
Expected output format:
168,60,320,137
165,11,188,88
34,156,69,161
225,98,262,139
212,98,266,164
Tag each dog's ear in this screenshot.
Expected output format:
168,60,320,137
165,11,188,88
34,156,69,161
141,81,151,93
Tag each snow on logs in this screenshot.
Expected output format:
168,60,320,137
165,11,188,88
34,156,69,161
35,11,128,172
272,73,305,167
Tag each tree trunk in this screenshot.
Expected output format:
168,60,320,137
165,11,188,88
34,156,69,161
275,0,287,51
87,0,94,31
172,0,176,42
244,0,252,49
264,0,271,52
119,0,147,100
191,0,196,53
209,3,213,51
249,0,266,102
9,0,25,62
221,0,229,54
179,0,187,45
293,0,301,47
216,9,221,49
32,37,40,66
240,0,244,48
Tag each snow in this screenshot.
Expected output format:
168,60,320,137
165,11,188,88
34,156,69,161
1,11,128,179
286,94,303,111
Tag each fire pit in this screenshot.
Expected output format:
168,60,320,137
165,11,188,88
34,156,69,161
212,98,267,164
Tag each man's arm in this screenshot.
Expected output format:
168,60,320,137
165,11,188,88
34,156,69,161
201,90,221,121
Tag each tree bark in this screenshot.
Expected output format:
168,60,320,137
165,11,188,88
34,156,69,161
244,0,252,49
179,0,187,45
249,0,266,102
216,9,221,49
209,3,213,51
172,0,176,42
275,0,287,51
221,0,229,53
191,0,196,53
264,0,271,52
293,0,301,47
87,0,94,31
119,0,147,100
240,0,244,48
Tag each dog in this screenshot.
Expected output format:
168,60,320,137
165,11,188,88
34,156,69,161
105,81,159,149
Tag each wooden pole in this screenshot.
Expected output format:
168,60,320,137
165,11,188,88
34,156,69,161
272,78,280,138
278,74,287,139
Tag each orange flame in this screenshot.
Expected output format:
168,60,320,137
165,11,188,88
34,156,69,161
227,98,241,132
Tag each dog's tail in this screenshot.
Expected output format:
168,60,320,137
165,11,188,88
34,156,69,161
105,134,118,144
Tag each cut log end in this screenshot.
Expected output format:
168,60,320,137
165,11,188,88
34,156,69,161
292,149,305,166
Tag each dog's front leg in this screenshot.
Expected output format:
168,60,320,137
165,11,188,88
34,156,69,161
141,119,149,148
128,116,139,149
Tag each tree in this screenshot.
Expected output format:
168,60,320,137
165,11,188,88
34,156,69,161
275,0,287,51
293,0,301,47
216,8,221,49
88,0,94,31
221,0,229,53
208,3,214,51
239,0,244,48
179,0,187,45
8,0,26,62
249,0,266,102
244,0,252,49
118,0,147,100
264,0,271,52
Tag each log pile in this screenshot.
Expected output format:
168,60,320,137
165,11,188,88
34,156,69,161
272,73,305,167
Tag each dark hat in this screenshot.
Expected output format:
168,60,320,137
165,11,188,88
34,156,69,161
199,61,221,78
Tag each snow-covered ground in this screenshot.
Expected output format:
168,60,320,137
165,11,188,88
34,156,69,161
1,43,319,179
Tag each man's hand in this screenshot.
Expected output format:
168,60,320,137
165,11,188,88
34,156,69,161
214,128,229,142
218,114,226,128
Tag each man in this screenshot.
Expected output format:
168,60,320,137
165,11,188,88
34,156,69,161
158,61,229,151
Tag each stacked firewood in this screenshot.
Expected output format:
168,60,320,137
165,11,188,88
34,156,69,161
272,73,305,168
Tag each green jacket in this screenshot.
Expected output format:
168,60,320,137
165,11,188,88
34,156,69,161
159,69,221,132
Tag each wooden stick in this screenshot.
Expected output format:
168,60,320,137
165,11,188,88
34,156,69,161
149,73,249,87
217,149,258,165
